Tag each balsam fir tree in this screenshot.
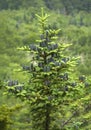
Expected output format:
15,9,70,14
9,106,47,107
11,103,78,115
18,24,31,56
6,9,88,130
21,9,78,130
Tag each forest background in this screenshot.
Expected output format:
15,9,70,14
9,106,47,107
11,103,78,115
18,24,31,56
0,0,91,130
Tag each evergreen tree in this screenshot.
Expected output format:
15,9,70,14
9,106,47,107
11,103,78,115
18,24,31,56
20,8,78,130
6,9,89,130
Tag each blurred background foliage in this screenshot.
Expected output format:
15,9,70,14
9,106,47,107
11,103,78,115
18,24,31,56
0,0,91,129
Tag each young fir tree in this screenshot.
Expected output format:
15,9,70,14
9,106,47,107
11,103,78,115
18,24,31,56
21,9,78,130
6,9,87,130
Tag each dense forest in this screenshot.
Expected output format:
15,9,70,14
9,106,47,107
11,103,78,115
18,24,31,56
0,0,91,130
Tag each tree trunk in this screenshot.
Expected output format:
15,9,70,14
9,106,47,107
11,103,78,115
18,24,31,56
45,104,50,130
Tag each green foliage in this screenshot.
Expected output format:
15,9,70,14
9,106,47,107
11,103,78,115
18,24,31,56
0,105,12,130
0,104,22,130
0,9,38,80
44,0,91,14
0,1,91,130
8,9,89,130
0,80,4,89
0,0,45,10
0,0,91,79
0,0,91,15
